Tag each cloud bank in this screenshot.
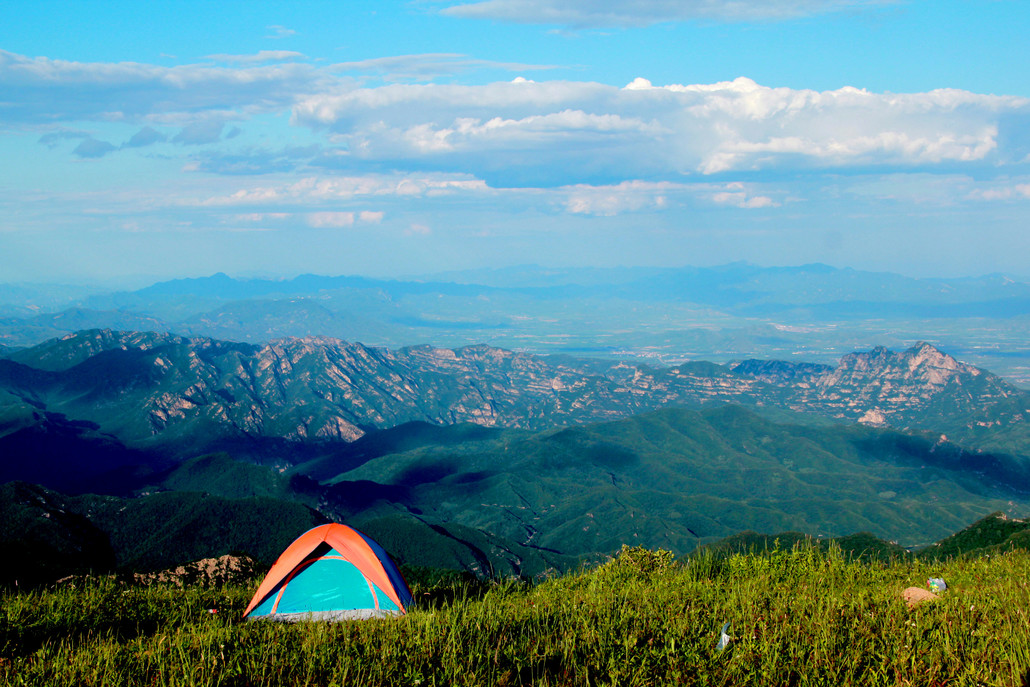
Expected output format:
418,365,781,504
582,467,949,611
0,49,327,125
294,76,1030,185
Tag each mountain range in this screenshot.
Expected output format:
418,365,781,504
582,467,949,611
2,329,1030,580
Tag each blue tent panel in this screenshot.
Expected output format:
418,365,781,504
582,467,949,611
249,556,400,618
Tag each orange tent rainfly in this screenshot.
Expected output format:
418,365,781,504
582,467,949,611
243,523,414,622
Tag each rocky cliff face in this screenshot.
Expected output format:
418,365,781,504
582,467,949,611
1,330,1027,456
730,342,1026,431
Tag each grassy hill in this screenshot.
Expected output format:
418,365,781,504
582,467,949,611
693,530,910,562
3,544,1030,685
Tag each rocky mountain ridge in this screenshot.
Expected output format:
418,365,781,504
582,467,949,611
1,330,1027,460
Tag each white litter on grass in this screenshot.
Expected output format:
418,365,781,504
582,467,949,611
717,621,732,651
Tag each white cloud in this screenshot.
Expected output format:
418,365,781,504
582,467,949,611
441,0,898,27
393,109,662,154
835,173,1030,207
564,180,677,215
233,213,292,222
968,182,1030,202
6,45,1029,193
711,183,779,208
292,76,1030,185
307,211,354,228
563,179,782,214
286,210,384,229
200,173,490,207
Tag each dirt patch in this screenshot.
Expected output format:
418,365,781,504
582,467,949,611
902,586,939,609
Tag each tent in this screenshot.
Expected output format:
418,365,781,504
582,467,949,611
243,523,414,621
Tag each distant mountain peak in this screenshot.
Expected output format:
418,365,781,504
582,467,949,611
906,340,965,371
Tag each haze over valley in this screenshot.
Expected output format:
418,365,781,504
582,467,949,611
4,263,1030,388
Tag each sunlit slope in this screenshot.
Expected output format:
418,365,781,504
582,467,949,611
293,405,1028,555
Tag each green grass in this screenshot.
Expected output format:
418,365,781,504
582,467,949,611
3,545,1030,686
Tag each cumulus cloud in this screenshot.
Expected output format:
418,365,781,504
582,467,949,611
292,76,1030,185
440,0,898,27
8,45,1029,192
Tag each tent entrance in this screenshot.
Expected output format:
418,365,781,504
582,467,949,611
250,552,401,618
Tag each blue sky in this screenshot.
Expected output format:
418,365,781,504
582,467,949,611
2,0,1029,284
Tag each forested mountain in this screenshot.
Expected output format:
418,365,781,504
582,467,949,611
3,404,1029,581
4,401,1030,584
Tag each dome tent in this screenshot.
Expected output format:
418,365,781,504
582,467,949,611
243,523,413,622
